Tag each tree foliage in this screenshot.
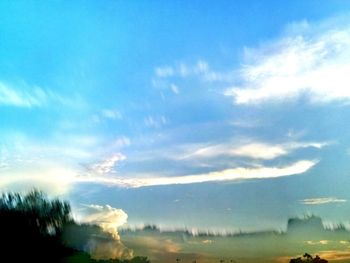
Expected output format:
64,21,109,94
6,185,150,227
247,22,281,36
0,190,74,262
0,190,150,263
289,253,328,263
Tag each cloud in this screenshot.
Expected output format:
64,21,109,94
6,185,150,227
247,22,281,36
101,109,123,120
144,115,168,128
306,240,330,245
224,21,350,105
300,197,347,205
0,165,77,195
170,83,180,94
0,81,83,108
154,60,234,82
155,66,175,78
0,81,47,107
181,141,329,160
81,204,128,240
0,148,9,171
71,204,133,260
125,236,180,255
79,160,317,188
113,136,131,148
316,250,350,261
90,153,126,175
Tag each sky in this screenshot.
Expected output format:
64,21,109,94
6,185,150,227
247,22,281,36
1,0,350,232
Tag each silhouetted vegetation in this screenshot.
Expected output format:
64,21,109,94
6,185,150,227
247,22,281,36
0,190,150,263
289,253,328,263
0,190,74,262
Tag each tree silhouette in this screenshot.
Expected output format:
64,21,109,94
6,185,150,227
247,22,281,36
0,190,150,263
0,189,74,262
289,253,328,263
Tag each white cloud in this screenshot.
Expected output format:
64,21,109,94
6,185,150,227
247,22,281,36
144,115,168,128
306,240,330,245
0,133,130,194
82,204,128,240
101,109,123,120
0,81,83,108
79,204,133,259
182,141,329,160
0,148,9,171
154,60,235,82
80,160,317,188
224,22,350,105
0,81,47,107
0,165,77,195
155,66,175,78
170,83,180,94
300,197,347,205
113,136,131,148
129,236,180,254
90,153,126,175
229,119,262,128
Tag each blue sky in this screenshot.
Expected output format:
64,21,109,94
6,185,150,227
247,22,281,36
1,1,350,231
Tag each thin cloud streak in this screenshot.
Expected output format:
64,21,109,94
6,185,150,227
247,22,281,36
300,197,347,205
181,141,330,160
0,81,84,108
78,160,317,188
0,81,46,107
154,60,235,83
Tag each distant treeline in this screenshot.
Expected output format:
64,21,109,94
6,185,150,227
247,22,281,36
120,214,347,238
0,190,150,263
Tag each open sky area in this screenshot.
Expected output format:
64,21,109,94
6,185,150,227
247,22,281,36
1,0,350,232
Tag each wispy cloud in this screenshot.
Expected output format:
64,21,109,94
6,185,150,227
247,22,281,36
144,115,168,128
79,160,317,188
170,83,180,94
155,66,175,78
0,81,83,108
300,197,347,205
101,109,123,120
0,81,47,107
0,133,129,194
154,60,235,82
181,141,329,160
89,154,126,175
224,21,350,105
306,240,330,245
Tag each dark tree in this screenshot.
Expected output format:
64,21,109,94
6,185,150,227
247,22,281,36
0,190,74,262
0,190,151,263
289,253,328,263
